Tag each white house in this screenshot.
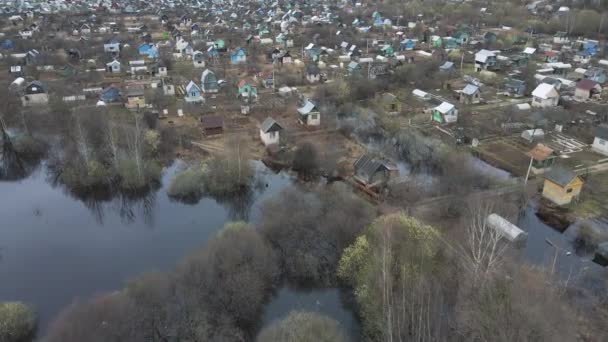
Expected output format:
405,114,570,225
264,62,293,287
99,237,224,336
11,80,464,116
531,83,559,108
192,50,206,68
592,124,608,156
259,117,283,146
106,60,121,73
432,102,458,123
184,81,203,103
297,99,321,126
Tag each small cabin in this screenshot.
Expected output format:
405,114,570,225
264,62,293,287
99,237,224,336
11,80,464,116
381,93,402,114
526,143,556,174
353,154,399,189
200,115,224,136
297,99,321,126
125,85,145,109
542,167,583,206
259,117,283,146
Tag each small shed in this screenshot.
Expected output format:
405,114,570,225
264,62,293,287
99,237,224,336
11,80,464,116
353,154,399,189
542,167,583,206
200,115,224,136
526,143,557,174
259,117,283,146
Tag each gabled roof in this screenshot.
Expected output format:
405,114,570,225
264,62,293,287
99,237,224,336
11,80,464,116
435,102,455,114
545,167,580,188
576,79,598,91
297,99,316,115
354,153,398,177
260,117,283,133
532,83,559,99
462,84,479,95
185,80,200,92
527,143,554,161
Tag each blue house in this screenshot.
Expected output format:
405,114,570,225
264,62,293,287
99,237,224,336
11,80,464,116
100,86,121,103
583,40,599,56
585,68,607,84
230,48,247,64
400,38,415,51
1,39,14,50
138,44,158,58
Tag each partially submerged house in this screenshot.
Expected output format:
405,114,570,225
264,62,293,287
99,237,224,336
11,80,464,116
297,99,321,126
259,117,283,146
592,124,608,156
353,154,399,189
526,143,557,174
542,167,583,206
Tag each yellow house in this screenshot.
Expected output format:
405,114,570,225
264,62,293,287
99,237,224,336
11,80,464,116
542,167,584,206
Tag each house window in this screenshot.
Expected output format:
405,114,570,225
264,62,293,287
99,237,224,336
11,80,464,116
269,131,276,138
311,114,318,120
566,188,573,193
600,139,606,146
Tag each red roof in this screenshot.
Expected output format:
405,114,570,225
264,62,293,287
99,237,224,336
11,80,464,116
577,79,597,91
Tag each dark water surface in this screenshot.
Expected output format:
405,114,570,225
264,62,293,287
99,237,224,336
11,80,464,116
0,161,317,333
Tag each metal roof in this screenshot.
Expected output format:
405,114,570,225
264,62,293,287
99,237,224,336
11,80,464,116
260,117,282,133
545,167,579,188
595,124,608,140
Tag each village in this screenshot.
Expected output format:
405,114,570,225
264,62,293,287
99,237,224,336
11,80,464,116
1,0,608,341
2,0,608,263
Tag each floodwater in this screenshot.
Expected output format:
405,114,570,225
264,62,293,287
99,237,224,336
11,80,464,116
262,287,360,340
0,161,361,335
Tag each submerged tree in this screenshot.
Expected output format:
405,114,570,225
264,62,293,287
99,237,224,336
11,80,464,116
257,311,347,342
338,212,451,342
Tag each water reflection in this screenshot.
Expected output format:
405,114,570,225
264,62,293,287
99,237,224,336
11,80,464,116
0,159,292,332
262,287,360,341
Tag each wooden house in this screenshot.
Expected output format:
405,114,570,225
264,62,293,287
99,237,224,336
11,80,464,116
353,154,399,189
381,93,402,114
527,144,557,175
432,102,458,123
542,167,583,206
200,115,224,136
574,79,601,101
125,85,145,109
